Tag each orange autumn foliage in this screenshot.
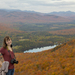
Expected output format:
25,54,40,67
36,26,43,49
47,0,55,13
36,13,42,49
49,28,75,35
13,39,75,75
0,39,75,75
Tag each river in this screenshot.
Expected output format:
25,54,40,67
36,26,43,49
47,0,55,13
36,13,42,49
24,45,57,53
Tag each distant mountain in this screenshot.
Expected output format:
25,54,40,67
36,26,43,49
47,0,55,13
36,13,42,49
50,11,75,16
0,9,41,14
49,11,75,20
0,9,71,23
0,9,22,12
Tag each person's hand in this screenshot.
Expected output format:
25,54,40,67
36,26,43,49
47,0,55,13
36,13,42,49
0,61,2,65
0,53,1,55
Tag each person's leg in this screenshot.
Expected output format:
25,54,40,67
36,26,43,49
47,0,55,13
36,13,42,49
6,69,14,75
6,69,12,75
11,69,15,75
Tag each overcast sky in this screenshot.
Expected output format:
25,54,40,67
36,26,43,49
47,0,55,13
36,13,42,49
0,0,75,13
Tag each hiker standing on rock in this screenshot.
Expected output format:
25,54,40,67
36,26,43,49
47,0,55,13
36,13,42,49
0,36,18,75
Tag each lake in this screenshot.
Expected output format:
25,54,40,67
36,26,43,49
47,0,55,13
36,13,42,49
24,45,57,53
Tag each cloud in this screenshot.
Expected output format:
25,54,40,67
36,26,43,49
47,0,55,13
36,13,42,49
19,0,75,7
0,0,75,13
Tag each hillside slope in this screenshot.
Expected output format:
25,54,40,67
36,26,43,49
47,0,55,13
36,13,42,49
49,28,75,35
14,39,75,75
0,23,24,34
0,10,71,23
50,11,75,20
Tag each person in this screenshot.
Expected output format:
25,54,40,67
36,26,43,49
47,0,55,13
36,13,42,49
0,36,15,75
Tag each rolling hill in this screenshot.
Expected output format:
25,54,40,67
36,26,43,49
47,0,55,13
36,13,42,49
49,28,75,35
0,23,24,33
49,11,75,20
0,9,72,24
0,9,75,75
12,39,75,75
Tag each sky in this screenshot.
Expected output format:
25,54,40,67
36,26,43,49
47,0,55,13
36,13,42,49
0,0,75,13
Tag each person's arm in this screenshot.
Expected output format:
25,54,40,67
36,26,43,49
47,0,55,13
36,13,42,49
0,60,2,65
0,53,3,65
0,48,4,65
0,47,5,55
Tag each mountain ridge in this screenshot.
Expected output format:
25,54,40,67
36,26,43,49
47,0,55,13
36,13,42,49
0,9,72,23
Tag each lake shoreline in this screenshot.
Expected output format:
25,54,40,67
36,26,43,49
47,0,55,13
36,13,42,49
24,45,57,53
